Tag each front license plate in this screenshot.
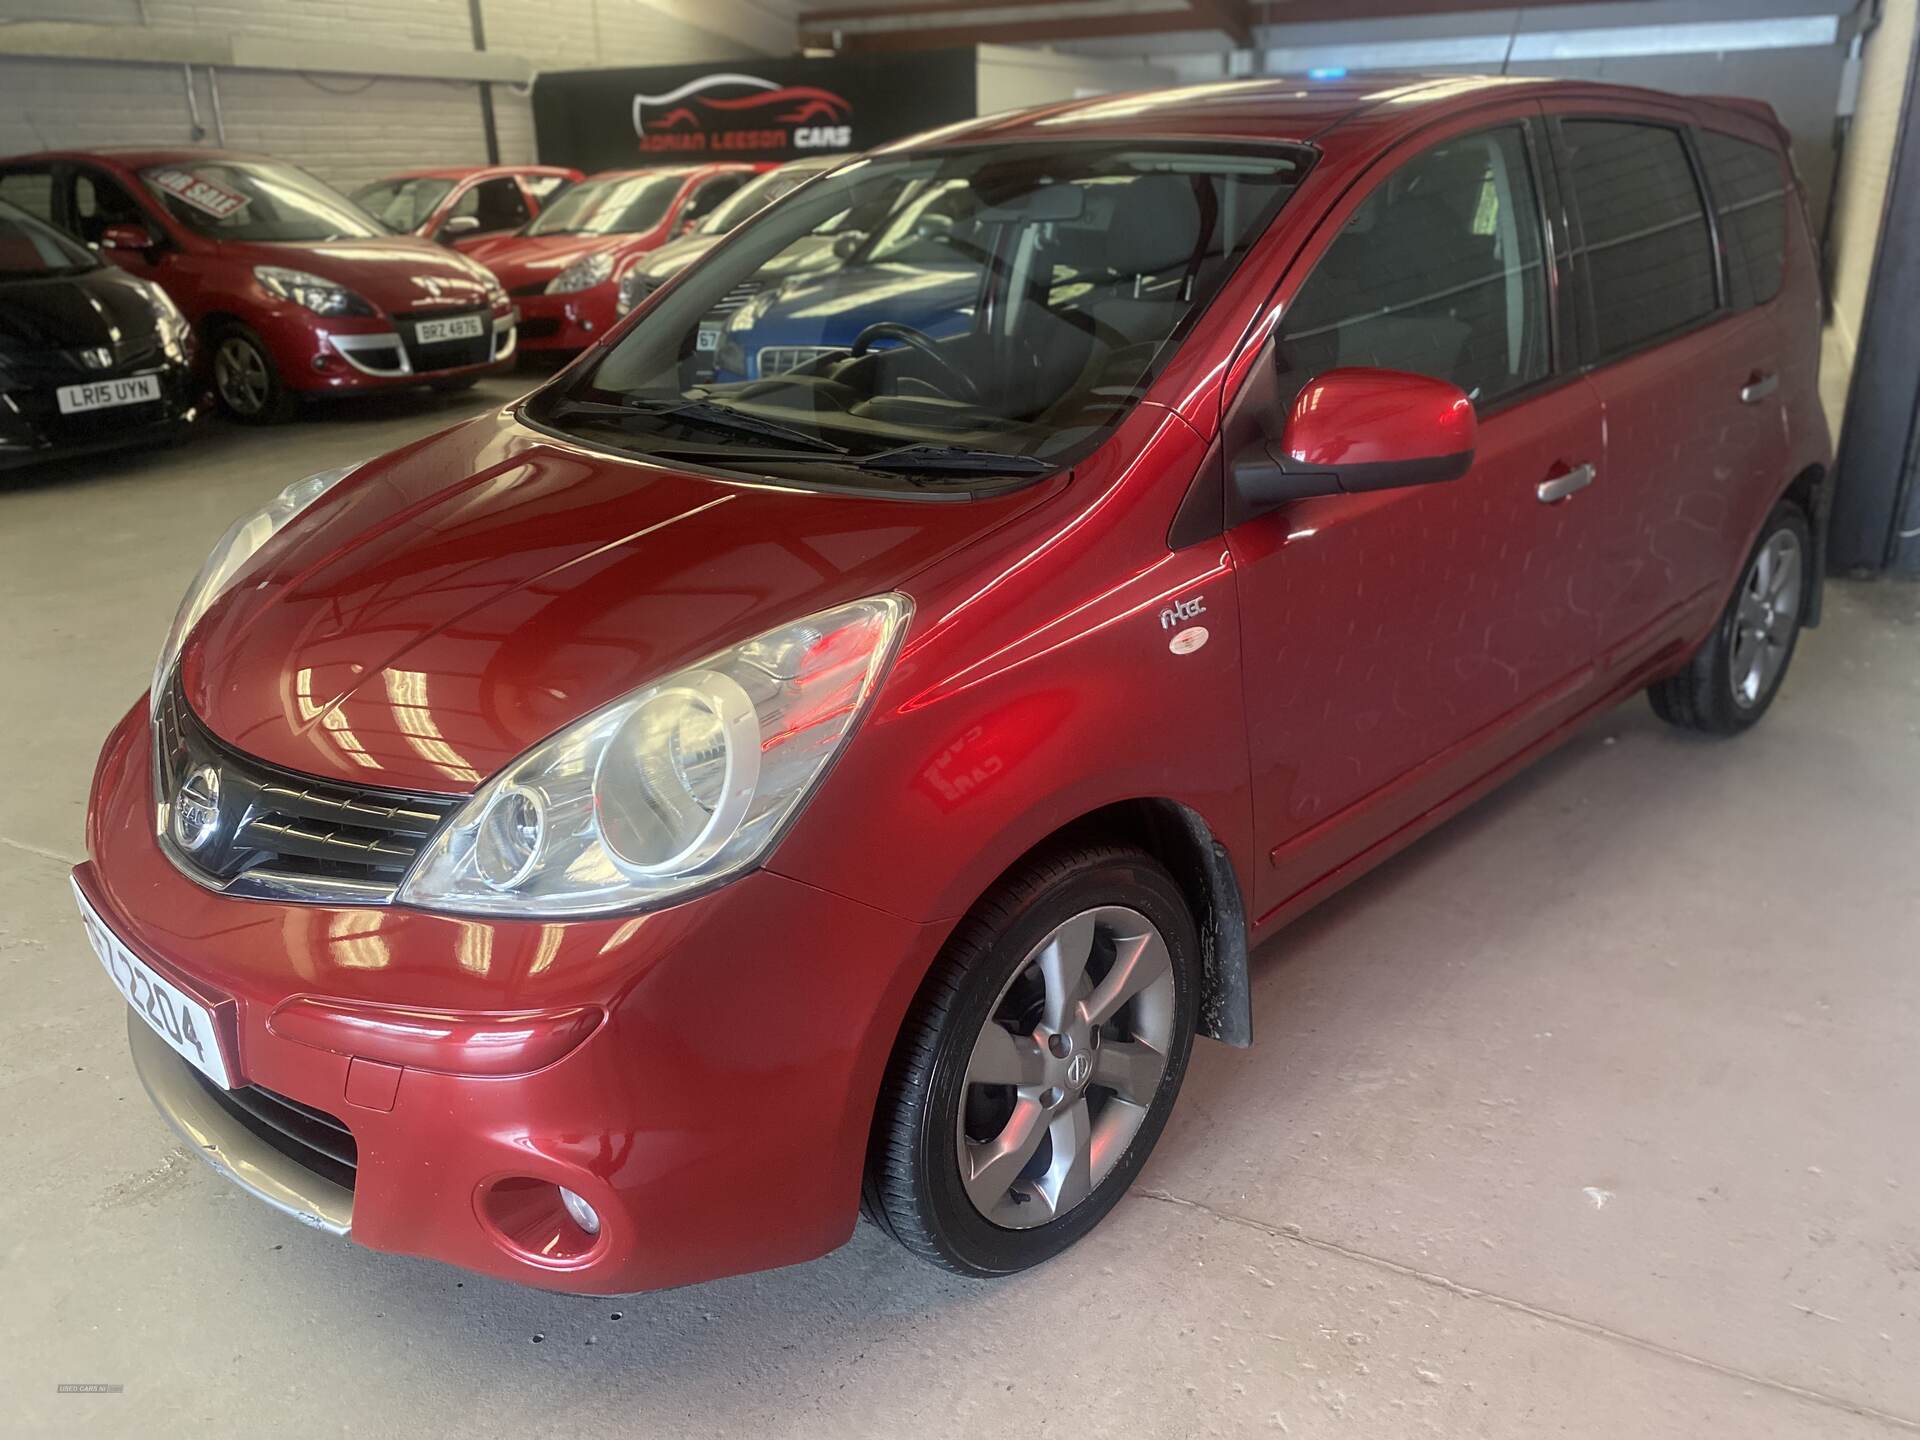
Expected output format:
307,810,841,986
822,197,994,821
71,877,232,1088
56,372,162,415
414,314,485,345
695,323,721,352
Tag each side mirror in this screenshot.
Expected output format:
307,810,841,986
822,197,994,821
439,214,482,239
1231,367,1476,520
99,223,154,255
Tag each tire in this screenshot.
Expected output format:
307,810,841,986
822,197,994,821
210,324,298,424
1648,500,1811,734
865,843,1200,1278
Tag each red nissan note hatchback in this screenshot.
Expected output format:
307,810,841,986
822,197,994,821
0,148,517,422
75,78,1828,1294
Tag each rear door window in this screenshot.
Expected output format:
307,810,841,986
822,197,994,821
1560,120,1717,359
1280,125,1549,407
1698,129,1789,310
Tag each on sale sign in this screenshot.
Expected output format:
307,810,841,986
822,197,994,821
149,169,250,220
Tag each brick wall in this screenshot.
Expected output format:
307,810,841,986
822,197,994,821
0,0,778,188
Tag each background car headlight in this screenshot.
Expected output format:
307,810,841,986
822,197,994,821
140,281,192,361
254,265,375,317
615,267,658,317
150,464,360,714
398,595,909,916
546,251,614,295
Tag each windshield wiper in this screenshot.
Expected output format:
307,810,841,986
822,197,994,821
850,443,1054,475
551,396,847,455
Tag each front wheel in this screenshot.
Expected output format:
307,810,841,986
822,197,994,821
211,325,298,424
865,844,1199,1277
1649,500,1810,734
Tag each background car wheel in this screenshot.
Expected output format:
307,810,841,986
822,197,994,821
865,843,1200,1277
211,325,298,424
1648,500,1811,734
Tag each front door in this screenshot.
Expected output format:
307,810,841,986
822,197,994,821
1228,111,1607,920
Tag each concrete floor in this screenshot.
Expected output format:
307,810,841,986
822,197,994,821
4,379,1917,1438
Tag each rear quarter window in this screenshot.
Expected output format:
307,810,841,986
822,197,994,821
1698,129,1789,309
1561,119,1717,361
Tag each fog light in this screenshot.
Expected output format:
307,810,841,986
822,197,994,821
559,1186,601,1235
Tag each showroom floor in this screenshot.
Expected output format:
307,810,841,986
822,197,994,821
4,379,1917,1438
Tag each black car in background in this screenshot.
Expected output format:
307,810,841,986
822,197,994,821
0,198,199,468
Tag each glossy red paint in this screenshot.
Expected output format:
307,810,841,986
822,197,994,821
464,163,757,352
1281,367,1477,470
81,78,1831,1294
0,147,516,399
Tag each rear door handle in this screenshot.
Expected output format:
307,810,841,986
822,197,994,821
1537,463,1596,504
1740,372,1780,404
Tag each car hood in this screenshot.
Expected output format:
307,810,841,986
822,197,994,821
226,236,494,313
180,408,1055,793
464,231,651,292
0,265,161,352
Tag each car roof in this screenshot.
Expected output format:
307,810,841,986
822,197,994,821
370,164,580,183
886,74,1779,151
0,145,282,169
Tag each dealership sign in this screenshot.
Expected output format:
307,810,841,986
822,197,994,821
533,51,980,171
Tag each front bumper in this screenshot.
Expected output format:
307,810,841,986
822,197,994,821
513,287,617,352
255,304,517,396
0,362,200,469
83,700,944,1293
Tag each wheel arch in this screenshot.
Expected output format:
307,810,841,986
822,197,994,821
958,796,1253,1048
1782,462,1827,626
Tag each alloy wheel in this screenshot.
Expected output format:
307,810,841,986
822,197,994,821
955,905,1176,1229
214,336,271,416
1729,528,1802,708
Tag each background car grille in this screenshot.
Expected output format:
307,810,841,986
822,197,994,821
756,344,842,377
708,276,771,318
187,1068,358,1193
154,677,462,904
393,307,492,373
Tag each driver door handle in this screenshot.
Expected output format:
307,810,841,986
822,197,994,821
1537,463,1596,504
1741,372,1780,404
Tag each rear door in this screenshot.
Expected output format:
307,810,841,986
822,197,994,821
1548,108,1781,658
1227,105,1609,918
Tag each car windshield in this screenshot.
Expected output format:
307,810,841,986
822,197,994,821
698,162,834,236
140,160,385,242
0,198,98,276
524,142,1306,493
353,176,455,232
526,173,684,236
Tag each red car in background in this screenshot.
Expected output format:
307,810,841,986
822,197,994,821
75,78,1828,1296
0,147,516,422
352,165,582,249
463,163,757,354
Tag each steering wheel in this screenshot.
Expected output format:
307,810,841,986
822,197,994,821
848,322,982,405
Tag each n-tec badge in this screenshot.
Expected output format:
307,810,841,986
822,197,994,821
171,765,222,853
1158,595,1206,630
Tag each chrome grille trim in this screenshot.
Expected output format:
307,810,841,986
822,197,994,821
153,678,462,905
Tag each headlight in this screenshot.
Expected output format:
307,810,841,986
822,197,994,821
546,251,614,295
615,267,658,317
254,265,374,317
398,595,909,916
140,281,191,360
150,464,360,715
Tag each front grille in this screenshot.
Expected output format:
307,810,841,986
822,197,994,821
708,276,771,318
188,1067,357,1193
393,307,492,373
154,678,462,904
756,344,841,376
